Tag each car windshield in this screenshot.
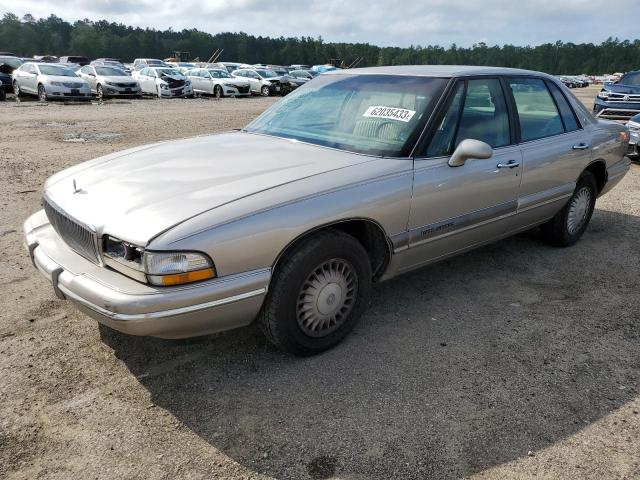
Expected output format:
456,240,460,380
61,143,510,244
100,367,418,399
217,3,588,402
256,69,278,78
246,74,447,157
0,57,23,69
178,63,194,67
157,68,183,77
209,69,231,78
620,72,640,86
37,65,78,76
147,60,163,66
95,66,126,76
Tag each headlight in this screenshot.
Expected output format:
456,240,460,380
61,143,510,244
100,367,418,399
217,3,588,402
184,80,191,86
597,90,610,100
160,82,170,89
103,236,215,286
627,121,640,132
49,81,63,86
105,81,117,86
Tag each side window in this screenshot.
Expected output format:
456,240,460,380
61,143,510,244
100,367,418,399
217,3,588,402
455,79,510,148
547,81,580,132
508,78,564,142
425,78,510,157
426,82,464,157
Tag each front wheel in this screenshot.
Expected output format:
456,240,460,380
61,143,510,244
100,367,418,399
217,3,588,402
541,171,597,247
260,85,270,96
97,84,104,100
213,85,222,98
37,84,47,102
13,80,22,97
259,230,372,356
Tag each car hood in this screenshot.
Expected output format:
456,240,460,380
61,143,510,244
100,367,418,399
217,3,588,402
221,78,249,87
44,132,375,246
99,75,136,82
603,83,640,94
42,75,86,84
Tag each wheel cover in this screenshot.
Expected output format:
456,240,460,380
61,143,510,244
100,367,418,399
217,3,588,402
296,258,357,338
567,186,592,234
13,82,19,95
38,86,46,101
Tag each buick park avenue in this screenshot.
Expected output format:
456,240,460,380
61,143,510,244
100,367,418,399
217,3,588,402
24,66,631,355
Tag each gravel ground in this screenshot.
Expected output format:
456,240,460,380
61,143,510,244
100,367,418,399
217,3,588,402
0,86,638,480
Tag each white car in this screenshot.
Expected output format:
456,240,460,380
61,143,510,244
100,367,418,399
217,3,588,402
133,67,193,98
166,62,196,74
185,68,251,97
77,65,141,98
231,68,283,96
12,62,91,101
132,58,167,71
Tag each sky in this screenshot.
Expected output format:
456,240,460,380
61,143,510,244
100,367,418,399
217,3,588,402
1,0,637,47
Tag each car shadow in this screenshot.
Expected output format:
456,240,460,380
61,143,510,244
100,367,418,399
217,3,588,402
99,208,640,480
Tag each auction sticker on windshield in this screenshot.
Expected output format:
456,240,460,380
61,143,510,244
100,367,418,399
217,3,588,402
363,106,416,123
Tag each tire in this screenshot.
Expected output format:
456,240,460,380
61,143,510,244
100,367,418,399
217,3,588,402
13,80,22,97
0,88,5,101
213,85,222,98
541,171,597,247
260,85,270,97
37,84,47,102
97,84,104,100
259,230,372,356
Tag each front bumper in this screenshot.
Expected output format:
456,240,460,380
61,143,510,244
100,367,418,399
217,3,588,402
23,210,269,338
224,85,251,97
594,99,640,118
101,84,142,97
44,84,92,99
159,84,193,98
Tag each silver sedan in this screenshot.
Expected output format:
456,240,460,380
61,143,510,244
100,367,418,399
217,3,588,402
76,65,141,98
185,68,251,97
12,62,91,101
24,66,630,355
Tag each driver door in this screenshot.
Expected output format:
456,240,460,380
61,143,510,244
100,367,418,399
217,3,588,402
400,78,522,271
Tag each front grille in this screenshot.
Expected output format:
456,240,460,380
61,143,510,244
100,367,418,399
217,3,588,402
62,82,83,88
596,108,640,118
115,82,137,88
607,92,640,103
43,198,100,263
237,85,249,93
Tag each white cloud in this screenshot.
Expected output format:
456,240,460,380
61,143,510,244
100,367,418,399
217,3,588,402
2,0,636,47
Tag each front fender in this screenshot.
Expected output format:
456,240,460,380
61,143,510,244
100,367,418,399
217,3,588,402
149,159,414,277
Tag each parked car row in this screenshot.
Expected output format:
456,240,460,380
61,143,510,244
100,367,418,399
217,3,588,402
2,55,325,101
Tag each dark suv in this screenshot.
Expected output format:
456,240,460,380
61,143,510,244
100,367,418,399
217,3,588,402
59,55,90,66
593,70,640,118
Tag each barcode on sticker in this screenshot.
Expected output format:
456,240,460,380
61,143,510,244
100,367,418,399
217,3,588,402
363,106,416,123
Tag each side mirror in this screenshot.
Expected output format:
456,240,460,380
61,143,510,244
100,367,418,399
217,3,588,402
448,139,493,167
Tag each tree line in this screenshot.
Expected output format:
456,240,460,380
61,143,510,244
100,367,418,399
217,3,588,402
1,12,639,74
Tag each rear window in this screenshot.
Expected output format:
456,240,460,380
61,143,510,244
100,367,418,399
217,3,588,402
507,78,564,142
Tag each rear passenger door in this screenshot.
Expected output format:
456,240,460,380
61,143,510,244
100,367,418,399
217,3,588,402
402,78,523,270
505,77,591,228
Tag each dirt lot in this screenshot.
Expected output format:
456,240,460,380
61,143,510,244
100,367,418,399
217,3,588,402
0,86,638,480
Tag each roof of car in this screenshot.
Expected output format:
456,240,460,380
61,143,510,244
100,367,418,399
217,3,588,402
328,65,551,78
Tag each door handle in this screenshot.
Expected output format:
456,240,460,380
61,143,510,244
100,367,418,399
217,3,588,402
496,160,520,169
572,143,590,150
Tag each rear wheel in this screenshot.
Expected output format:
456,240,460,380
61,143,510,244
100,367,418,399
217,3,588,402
37,84,47,102
541,171,597,247
261,85,270,96
259,230,372,356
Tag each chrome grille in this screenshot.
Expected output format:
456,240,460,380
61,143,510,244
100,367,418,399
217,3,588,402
43,199,99,263
62,82,83,88
607,92,640,103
